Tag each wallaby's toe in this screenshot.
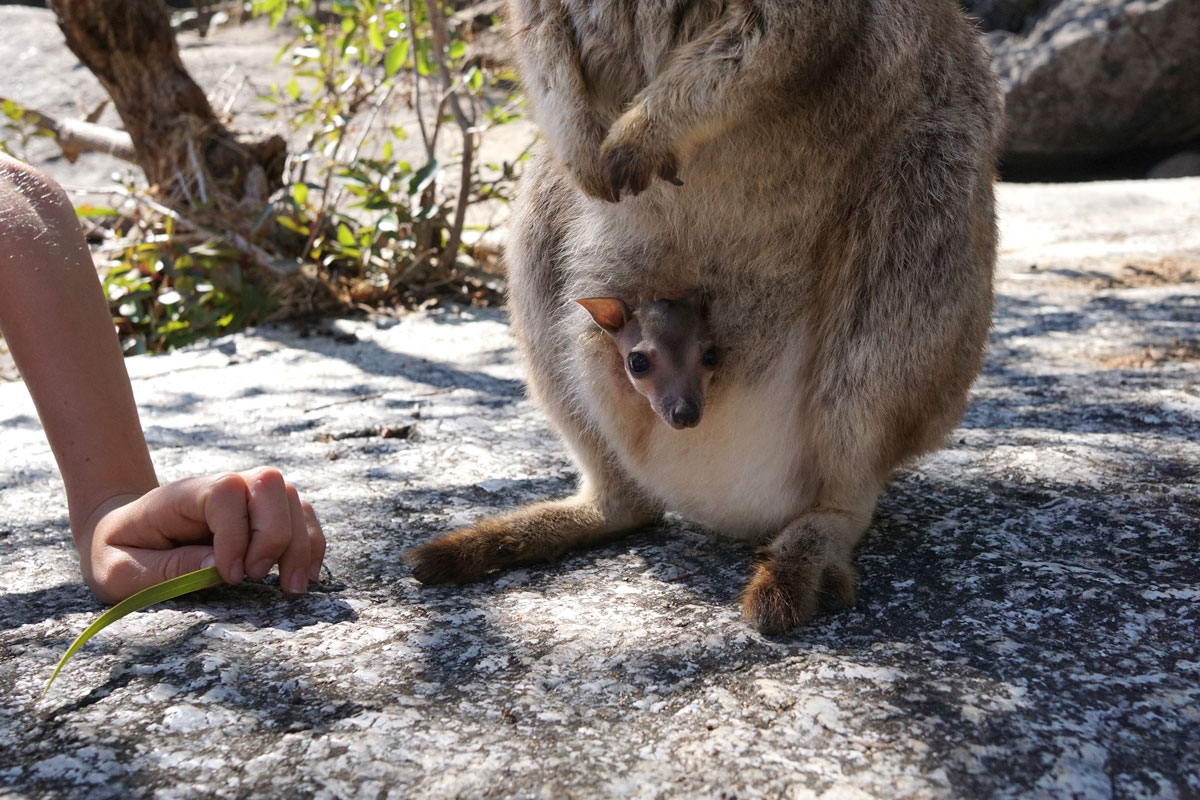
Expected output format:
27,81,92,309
817,561,858,613
603,144,643,201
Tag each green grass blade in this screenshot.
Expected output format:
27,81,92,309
40,566,223,702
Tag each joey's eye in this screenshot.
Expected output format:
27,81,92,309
627,352,651,375
702,347,718,368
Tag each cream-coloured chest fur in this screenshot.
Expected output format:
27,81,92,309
575,334,812,542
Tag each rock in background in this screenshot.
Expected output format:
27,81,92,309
965,0,1200,179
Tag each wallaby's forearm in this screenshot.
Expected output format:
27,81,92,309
509,0,614,197
597,1,867,199
622,2,864,154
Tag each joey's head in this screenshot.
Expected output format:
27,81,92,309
576,295,719,430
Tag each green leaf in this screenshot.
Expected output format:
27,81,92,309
368,21,385,53
415,40,432,76
377,213,399,233
41,567,223,702
74,205,119,219
158,319,190,334
384,40,409,77
276,215,310,236
408,159,438,195
466,65,483,93
383,9,406,30
336,222,356,246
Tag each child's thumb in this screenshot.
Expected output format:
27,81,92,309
90,545,220,605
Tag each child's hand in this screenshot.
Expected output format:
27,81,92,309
75,468,325,604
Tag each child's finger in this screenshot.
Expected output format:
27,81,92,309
203,473,251,585
277,485,311,596
303,500,326,582
242,467,294,580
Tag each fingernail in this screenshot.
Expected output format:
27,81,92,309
249,559,273,580
309,562,322,582
200,554,216,569
287,569,307,595
230,559,244,584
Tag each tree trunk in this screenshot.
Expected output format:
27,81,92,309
49,0,286,205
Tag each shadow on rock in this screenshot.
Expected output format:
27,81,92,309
256,324,525,401
0,581,94,632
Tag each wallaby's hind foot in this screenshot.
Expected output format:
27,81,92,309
739,510,862,635
404,495,659,585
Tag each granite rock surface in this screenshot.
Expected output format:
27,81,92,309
1,178,1198,799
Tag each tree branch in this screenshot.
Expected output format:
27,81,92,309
2,99,136,163
428,0,477,268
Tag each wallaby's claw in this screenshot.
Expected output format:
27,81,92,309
660,164,684,187
604,147,650,202
817,561,857,613
740,559,816,635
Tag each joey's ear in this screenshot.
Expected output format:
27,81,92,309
575,297,631,335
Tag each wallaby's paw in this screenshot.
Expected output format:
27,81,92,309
403,529,516,585
739,551,856,635
569,158,620,202
559,112,616,201
599,108,680,202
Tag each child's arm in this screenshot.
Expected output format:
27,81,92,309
0,154,324,604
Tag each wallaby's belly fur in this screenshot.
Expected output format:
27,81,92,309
576,330,812,540
406,0,1003,633
636,371,813,540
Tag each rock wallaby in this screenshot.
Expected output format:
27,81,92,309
406,0,1003,633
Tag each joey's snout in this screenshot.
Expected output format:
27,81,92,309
662,398,703,429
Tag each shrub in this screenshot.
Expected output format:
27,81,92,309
4,0,528,354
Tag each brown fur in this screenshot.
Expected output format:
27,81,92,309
405,0,1002,633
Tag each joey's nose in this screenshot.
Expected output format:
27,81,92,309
669,402,701,429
